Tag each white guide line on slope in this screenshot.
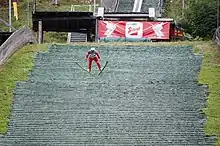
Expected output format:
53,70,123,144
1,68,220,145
132,0,143,12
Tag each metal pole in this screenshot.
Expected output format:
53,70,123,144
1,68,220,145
95,18,98,42
182,0,184,16
182,0,184,9
9,0,12,32
38,20,43,44
27,0,30,27
33,0,36,14
217,0,219,28
89,5,92,12
93,0,96,16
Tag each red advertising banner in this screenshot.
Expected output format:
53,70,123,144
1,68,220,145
98,21,171,40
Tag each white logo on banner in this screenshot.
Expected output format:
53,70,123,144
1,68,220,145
125,22,143,38
152,23,165,38
104,21,117,37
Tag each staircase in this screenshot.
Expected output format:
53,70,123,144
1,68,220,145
67,5,88,43
67,32,87,43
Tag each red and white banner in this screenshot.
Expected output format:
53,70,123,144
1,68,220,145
98,21,171,40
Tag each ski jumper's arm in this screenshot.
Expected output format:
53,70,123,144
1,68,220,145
85,51,90,59
95,51,101,59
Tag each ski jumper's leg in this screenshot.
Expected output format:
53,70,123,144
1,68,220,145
94,57,101,71
88,58,93,71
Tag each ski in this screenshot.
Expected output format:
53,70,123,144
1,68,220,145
75,62,95,76
75,61,108,76
98,61,108,75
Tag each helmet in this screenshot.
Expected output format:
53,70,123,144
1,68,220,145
90,47,96,52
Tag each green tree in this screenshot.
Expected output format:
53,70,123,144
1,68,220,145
165,0,219,39
183,0,218,38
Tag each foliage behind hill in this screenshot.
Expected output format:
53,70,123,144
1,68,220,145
165,0,219,39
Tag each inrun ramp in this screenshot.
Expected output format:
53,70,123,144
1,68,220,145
0,45,216,145
117,0,135,12
141,0,164,13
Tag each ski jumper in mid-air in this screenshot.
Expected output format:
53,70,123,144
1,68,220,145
85,48,102,72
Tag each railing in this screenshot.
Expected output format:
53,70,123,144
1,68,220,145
0,26,35,66
113,0,120,12
0,18,16,32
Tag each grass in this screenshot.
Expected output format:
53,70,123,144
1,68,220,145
0,43,49,134
196,42,220,146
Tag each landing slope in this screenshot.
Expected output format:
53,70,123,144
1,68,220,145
0,45,215,145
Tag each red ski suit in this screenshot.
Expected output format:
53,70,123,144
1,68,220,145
85,50,101,72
